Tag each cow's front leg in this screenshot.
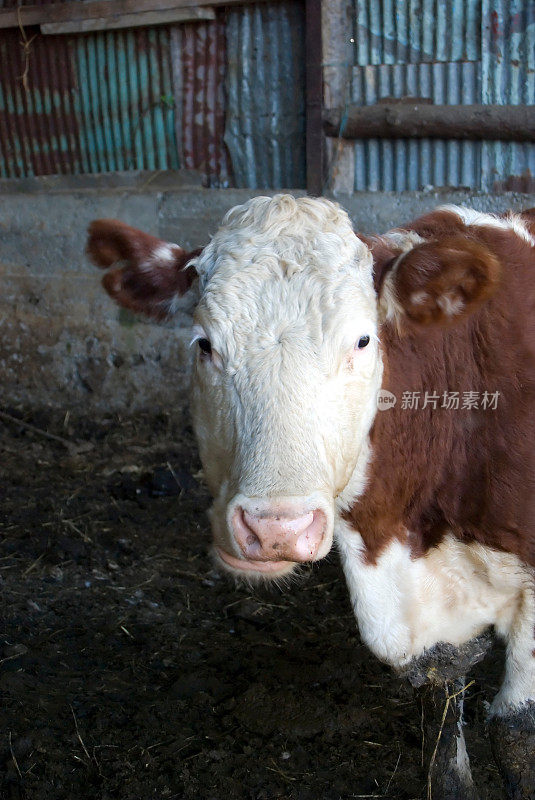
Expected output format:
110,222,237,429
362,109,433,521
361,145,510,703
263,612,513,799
488,590,535,800
418,677,478,800
400,635,493,800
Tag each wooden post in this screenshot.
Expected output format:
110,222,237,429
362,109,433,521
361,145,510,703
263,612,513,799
305,0,324,196
321,0,354,195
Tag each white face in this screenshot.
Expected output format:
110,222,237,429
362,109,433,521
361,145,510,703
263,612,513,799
189,195,382,579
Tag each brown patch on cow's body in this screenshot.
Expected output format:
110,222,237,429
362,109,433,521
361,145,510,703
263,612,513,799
348,213,535,568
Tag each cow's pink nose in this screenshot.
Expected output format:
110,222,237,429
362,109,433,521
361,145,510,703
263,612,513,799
233,507,326,562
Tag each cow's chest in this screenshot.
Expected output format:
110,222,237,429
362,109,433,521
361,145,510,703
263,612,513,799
335,520,526,668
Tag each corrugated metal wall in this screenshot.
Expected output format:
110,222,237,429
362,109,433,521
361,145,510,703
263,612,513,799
348,0,535,191
225,2,306,188
2,1,532,192
482,0,535,190
172,16,231,186
0,0,306,187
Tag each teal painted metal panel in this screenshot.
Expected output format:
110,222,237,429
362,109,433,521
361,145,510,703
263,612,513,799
0,25,181,177
72,27,180,175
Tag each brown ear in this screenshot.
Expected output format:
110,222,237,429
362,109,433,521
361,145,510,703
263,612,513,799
384,235,501,326
87,219,202,320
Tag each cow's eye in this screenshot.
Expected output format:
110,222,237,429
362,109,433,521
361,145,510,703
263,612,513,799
357,335,370,349
198,338,212,356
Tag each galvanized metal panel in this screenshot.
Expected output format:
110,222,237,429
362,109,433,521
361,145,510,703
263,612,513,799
225,1,306,189
354,0,481,66
481,0,535,191
351,60,482,191
348,0,535,192
350,0,483,190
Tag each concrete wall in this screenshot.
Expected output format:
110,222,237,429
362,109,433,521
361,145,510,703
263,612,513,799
1,170,534,411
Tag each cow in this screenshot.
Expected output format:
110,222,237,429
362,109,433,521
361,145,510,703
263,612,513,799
87,196,535,799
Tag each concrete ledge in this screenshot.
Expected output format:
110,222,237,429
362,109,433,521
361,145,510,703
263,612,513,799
1,177,534,411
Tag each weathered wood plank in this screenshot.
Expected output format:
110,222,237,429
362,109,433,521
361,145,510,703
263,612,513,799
321,0,354,194
324,104,535,142
0,0,278,31
41,6,215,34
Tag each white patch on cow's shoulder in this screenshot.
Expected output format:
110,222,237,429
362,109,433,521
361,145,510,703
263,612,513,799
439,205,535,247
335,521,535,712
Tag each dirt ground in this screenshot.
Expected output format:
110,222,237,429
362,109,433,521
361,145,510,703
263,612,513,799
0,409,506,800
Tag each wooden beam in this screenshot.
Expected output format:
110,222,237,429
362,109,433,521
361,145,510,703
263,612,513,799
305,0,323,196
324,103,535,142
321,0,354,194
42,7,215,34
0,0,278,31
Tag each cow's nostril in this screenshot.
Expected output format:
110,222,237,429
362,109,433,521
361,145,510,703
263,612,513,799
233,505,327,563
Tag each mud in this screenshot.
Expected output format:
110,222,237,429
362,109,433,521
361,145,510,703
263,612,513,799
0,410,506,799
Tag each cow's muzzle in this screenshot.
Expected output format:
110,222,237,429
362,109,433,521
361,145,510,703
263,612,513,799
216,494,333,575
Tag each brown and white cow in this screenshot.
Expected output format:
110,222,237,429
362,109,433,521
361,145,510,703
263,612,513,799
87,196,535,799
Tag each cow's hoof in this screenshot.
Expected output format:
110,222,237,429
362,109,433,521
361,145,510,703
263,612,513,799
420,677,480,800
488,701,535,800
399,634,493,688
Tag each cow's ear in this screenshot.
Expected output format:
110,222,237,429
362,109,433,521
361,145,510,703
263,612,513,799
87,219,203,320
357,234,398,293
380,235,501,327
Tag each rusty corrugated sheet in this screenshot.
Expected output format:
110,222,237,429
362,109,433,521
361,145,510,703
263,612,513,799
0,11,229,181
347,0,535,192
224,1,306,189
172,13,232,187
0,29,83,176
0,25,180,176
0,1,303,186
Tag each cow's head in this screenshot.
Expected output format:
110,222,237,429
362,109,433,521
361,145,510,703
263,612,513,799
88,196,500,579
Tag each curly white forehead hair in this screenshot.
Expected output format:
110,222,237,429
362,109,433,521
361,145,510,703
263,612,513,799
191,194,372,289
